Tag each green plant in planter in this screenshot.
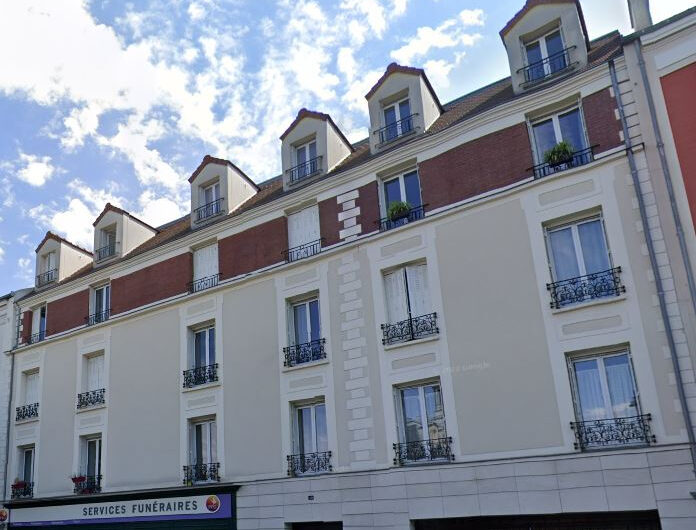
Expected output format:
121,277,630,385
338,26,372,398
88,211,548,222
387,201,412,221
543,141,574,167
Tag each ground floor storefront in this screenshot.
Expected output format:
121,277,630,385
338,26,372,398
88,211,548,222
414,511,661,529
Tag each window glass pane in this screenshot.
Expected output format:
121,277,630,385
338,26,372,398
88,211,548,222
297,145,307,166
294,304,309,345
577,220,610,274
399,100,412,133
309,300,320,342
574,359,608,420
545,31,566,72
384,178,402,209
532,119,558,160
526,41,544,80
298,408,314,453
384,270,409,323
558,109,586,152
87,441,97,476
95,289,103,312
194,331,204,367
308,142,317,160
401,387,424,443
209,421,217,462
23,450,33,481
384,106,398,141
403,171,421,208
39,307,46,334
549,227,581,280
604,354,638,418
424,385,446,440
315,404,328,452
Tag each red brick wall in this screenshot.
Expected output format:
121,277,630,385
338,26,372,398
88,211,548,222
357,181,380,235
319,197,341,247
219,217,288,279
111,253,192,316
46,289,89,335
661,62,696,231
583,88,623,154
419,122,534,210
20,310,32,344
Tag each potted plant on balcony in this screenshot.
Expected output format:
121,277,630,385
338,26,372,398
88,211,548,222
71,474,86,484
387,201,412,222
543,141,574,168
12,478,26,489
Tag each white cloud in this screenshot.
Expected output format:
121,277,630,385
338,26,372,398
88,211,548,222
16,256,32,283
0,245,4,264
188,2,206,21
17,152,56,187
423,59,455,89
137,191,186,227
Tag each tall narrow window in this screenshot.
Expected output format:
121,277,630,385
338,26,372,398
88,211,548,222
288,402,331,476
91,284,110,324
381,170,423,230
183,326,218,388
191,244,219,292
525,29,567,82
286,205,321,262
195,181,222,222
12,446,34,498
16,371,40,421
96,227,116,261
294,141,318,181
87,355,104,392
31,305,47,342
78,354,106,409
382,98,412,142
284,298,325,367
531,107,591,177
186,419,219,483
394,381,452,465
75,436,102,494
43,251,56,273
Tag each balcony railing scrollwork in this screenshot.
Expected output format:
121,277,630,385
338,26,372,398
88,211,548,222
77,388,106,409
95,242,116,262
288,156,323,185
11,481,34,499
73,475,101,494
183,462,220,484
287,451,332,476
194,198,224,223
183,363,218,388
378,204,427,232
519,45,575,85
547,266,625,309
28,330,46,344
36,268,58,287
381,312,438,346
283,338,326,367
530,145,596,179
188,273,220,294
375,114,417,145
282,239,323,263
16,403,39,422
393,437,454,466
86,309,110,326
571,414,656,451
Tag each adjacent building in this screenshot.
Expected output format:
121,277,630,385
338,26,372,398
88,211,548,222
2,1,696,529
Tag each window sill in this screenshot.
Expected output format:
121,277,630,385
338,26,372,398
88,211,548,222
76,403,106,414
282,358,330,373
15,416,39,425
181,380,221,393
383,334,439,351
550,294,627,315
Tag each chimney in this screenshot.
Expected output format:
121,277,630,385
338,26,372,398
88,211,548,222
628,0,652,31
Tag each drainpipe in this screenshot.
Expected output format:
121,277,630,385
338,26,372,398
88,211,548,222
609,59,696,471
2,296,17,505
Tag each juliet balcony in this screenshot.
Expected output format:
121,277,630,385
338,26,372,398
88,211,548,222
381,312,439,346
287,451,332,476
77,388,106,410
393,437,454,466
283,338,326,368
547,266,625,309
182,363,218,388
11,481,34,499
16,403,39,422
27,331,46,345
378,204,426,232
520,46,575,87
36,268,58,288
531,145,596,179
571,414,656,451
183,463,220,485
72,474,101,494
188,273,220,294
288,156,323,186
282,239,323,263
194,198,224,223
86,309,110,326
95,242,116,262
375,114,416,146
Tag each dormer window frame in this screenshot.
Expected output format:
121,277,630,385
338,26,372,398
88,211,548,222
95,225,117,263
378,96,415,146
288,138,322,186
194,179,223,224
36,250,58,287
521,25,573,85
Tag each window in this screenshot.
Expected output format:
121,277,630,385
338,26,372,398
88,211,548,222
12,446,34,498
525,29,567,82
42,251,56,273
284,298,325,367
531,107,589,174
191,244,219,292
381,170,423,228
23,371,39,406
382,98,413,142
78,354,106,409
96,227,116,261
90,284,110,324
286,205,321,261
186,419,219,482
382,263,437,345
295,141,318,179
75,436,103,493
195,181,222,222
37,252,57,286
394,381,451,464
184,326,218,388
202,181,220,206
86,355,105,392
288,401,331,475
31,305,46,342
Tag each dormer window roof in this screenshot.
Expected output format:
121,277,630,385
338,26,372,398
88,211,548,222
34,231,92,288
92,203,158,264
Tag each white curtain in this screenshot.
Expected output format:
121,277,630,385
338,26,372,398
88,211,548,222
87,355,104,391
384,270,408,324
549,227,580,281
406,264,430,318
193,244,219,280
25,373,39,404
604,354,638,417
574,359,607,420
578,220,610,274
288,206,319,248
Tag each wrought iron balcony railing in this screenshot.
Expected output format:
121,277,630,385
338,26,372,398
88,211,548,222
16,403,39,422
288,156,323,185
77,388,106,409
571,414,655,451
188,273,220,294
183,363,218,388
520,46,575,85
11,481,34,499
73,475,101,494
393,437,454,466
282,238,323,263
283,338,326,367
287,451,332,476
194,198,224,223
36,268,58,287
86,309,110,326
375,114,417,145
95,242,116,262
382,312,438,346
28,330,46,344
378,205,427,232
530,145,596,179
183,462,220,484
547,266,625,309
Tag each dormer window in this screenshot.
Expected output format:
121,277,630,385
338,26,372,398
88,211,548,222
523,29,569,84
36,251,57,287
95,226,116,262
380,98,413,144
291,140,320,185
196,180,222,223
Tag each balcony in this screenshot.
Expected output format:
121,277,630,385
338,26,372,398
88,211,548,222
381,312,439,346
287,451,332,476
11,481,34,499
547,266,625,309
183,462,220,485
531,145,596,179
288,156,323,186
283,338,326,367
95,242,116,262
27,330,46,345
36,268,58,288
194,198,224,223
375,114,416,146
571,414,655,451
378,204,426,232
520,46,575,86
77,388,106,409
72,475,101,494
393,437,454,466
182,363,218,388
86,309,110,326
16,403,39,422
188,273,220,294
282,239,323,263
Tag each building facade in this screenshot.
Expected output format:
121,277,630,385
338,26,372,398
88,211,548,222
2,1,696,529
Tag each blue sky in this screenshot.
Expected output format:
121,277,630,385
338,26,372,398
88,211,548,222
0,0,692,294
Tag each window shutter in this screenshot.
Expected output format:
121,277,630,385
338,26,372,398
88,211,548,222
384,270,408,323
406,264,430,318
25,373,39,404
306,205,320,242
87,356,104,391
288,206,319,248
194,244,219,280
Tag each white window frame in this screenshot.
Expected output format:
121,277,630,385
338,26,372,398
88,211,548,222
289,297,320,346
292,401,327,455
189,418,217,466
383,97,411,127
42,251,56,273
23,370,40,406
81,436,102,477
92,284,110,315
394,380,447,444
19,445,34,483
524,27,565,74
287,205,320,249
84,353,105,392
99,226,116,249
383,263,431,324
380,169,421,217
191,325,215,369
530,106,589,164
201,181,220,205
295,140,317,166
31,305,47,339
192,243,219,282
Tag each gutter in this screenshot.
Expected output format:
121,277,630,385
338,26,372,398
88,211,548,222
609,59,696,472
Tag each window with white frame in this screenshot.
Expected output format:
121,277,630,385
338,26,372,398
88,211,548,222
382,98,413,142
184,325,217,388
31,305,47,341
524,29,567,82
290,298,320,347
91,284,110,324
42,251,56,274
288,401,331,476
201,181,220,207
23,371,39,406
192,244,219,292
531,107,588,165
80,436,102,481
382,170,422,225
294,140,318,179
187,418,219,482
86,354,105,392
286,205,320,261
14,445,35,496
96,226,116,261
